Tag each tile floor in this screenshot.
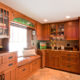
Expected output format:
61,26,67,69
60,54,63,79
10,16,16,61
28,68,80,80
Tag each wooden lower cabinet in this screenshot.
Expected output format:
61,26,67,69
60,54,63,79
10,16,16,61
45,51,60,69
32,59,41,72
44,50,80,74
16,64,30,80
16,58,41,80
0,69,16,80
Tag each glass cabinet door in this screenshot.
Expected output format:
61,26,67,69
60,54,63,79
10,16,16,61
0,9,3,35
0,8,9,37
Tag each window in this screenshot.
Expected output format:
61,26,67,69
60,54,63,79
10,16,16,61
9,25,27,57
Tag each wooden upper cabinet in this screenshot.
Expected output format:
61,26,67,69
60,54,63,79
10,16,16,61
36,23,43,40
36,23,50,40
42,24,50,40
0,2,13,21
64,20,79,40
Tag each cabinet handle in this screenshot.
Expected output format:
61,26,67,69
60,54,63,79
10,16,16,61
8,63,13,66
23,68,26,71
8,56,13,59
67,54,71,56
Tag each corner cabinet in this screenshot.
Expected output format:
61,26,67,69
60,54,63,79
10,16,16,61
64,20,79,40
0,8,9,38
36,23,50,40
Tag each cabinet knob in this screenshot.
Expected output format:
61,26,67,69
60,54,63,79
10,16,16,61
23,68,26,71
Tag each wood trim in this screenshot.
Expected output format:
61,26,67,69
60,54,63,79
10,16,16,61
0,2,39,25
43,18,79,25
10,21,36,30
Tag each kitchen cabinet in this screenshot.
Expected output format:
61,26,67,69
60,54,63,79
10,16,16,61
16,64,30,80
46,51,59,68
42,24,50,40
36,23,43,40
0,8,10,38
16,57,41,80
0,52,17,80
36,23,50,40
45,50,49,67
2,69,16,80
40,20,79,41
64,20,79,40
31,59,41,73
38,49,80,74
45,51,60,69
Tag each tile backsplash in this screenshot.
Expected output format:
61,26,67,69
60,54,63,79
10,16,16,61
37,40,79,51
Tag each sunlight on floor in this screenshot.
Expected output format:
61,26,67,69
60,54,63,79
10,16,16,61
28,68,80,80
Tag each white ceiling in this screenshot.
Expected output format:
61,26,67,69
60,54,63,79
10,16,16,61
0,0,80,23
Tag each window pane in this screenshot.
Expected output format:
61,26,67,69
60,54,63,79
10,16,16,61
9,25,27,57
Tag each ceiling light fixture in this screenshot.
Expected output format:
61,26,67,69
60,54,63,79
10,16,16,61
44,19,48,22
66,16,71,19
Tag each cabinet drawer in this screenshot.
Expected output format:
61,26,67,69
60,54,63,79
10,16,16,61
7,61,16,69
0,61,16,72
61,55,79,64
2,53,17,64
32,59,40,72
17,64,30,80
70,64,80,73
61,63,71,71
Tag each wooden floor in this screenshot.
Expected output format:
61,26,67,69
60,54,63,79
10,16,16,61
28,68,80,80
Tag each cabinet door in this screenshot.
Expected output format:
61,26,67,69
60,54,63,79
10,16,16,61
36,23,43,40
49,53,59,69
3,69,16,80
4,71,11,80
42,24,50,40
45,52,49,67
16,64,30,80
49,55,56,68
65,21,79,40
36,23,50,40
11,69,16,80
32,59,40,72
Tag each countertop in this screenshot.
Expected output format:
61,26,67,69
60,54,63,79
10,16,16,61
17,55,41,67
0,51,17,56
38,49,80,52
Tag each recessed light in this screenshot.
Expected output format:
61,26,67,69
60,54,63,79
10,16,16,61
66,16,71,19
44,19,48,22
